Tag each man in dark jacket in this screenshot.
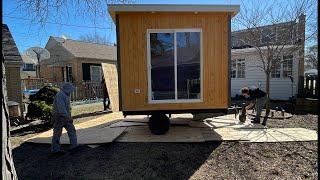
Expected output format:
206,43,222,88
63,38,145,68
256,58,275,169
101,75,110,111
240,86,268,126
51,83,78,154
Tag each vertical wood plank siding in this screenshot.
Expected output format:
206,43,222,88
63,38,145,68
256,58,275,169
118,12,229,111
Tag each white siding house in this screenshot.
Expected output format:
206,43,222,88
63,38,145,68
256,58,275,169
231,46,299,100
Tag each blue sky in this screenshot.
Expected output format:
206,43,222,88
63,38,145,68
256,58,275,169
2,0,316,54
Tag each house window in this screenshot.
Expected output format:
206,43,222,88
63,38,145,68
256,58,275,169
23,63,35,71
231,59,245,78
148,29,202,102
66,66,73,82
271,58,281,78
282,55,293,78
90,66,102,82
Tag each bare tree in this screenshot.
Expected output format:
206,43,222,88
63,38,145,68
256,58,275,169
15,0,135,26
305,45,318,70
232,0,317,117
79,33,111,45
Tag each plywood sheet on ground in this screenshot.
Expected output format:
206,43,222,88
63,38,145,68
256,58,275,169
27,126,126,144
102,63,119,112
26,113,317,144
110,121,147,128
210,128,318,142
189,114,265,129
115,126,205,142
26,112,124,144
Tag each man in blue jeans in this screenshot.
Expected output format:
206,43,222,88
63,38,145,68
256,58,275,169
51,83,79,154
240,86,269,126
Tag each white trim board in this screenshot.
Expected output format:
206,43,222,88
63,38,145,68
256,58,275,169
108,4,240,22
147,29,203,104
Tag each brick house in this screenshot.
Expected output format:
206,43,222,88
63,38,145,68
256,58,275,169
40,36,117,83
2,24,23,111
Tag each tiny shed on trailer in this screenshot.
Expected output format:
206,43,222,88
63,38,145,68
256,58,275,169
108,4,240,134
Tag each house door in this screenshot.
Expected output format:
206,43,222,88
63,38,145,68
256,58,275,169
90,66,102,82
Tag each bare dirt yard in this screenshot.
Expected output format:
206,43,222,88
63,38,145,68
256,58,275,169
10,111,317,179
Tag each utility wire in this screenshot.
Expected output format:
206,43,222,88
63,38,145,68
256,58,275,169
3,15,111,30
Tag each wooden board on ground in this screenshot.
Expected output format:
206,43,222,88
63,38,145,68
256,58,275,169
190,114,265,129
115,126,205,142
26,112,318,144
212,127,318,142
102,63,119,112
110,121,147,128
27,126,126,144
123,116,149,123
26,112,124,144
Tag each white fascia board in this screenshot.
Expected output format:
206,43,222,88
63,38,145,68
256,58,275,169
231,45,298,55
108,4,240,22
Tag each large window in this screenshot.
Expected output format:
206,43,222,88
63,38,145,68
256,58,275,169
282,55,293,78
271,55,293,78
148,29,202,102
231,59,245,78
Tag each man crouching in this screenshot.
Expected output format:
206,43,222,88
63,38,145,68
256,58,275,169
51,83,79,154
240,86,269,126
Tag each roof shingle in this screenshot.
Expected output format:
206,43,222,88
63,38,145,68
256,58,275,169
2,24,23,63
51,37,117,61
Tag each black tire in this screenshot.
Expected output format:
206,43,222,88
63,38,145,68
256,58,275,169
148,113,170,135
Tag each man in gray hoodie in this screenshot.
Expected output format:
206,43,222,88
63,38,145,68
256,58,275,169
51,83,78,154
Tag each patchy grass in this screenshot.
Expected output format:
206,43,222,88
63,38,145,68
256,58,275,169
71,102,104,117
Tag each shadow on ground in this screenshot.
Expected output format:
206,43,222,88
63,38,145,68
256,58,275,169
13,142,221,179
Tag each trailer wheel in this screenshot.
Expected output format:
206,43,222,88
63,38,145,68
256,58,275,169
148,113,170,135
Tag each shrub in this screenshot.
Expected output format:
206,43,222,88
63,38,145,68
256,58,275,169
26,101,53,121
29,86,59,104
27,86,59,122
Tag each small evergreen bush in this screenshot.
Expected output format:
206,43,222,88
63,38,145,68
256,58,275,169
26,86,59,122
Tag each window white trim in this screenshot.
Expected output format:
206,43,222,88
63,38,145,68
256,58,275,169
271,55,293,79
231,59,245,79
147,29,203,104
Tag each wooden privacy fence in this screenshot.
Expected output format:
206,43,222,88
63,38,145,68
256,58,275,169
70,82,103,101
21,77,49,90
21,77,104,101
302,75,318,98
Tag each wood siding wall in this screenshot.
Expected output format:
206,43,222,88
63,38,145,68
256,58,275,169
118,12,229,111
